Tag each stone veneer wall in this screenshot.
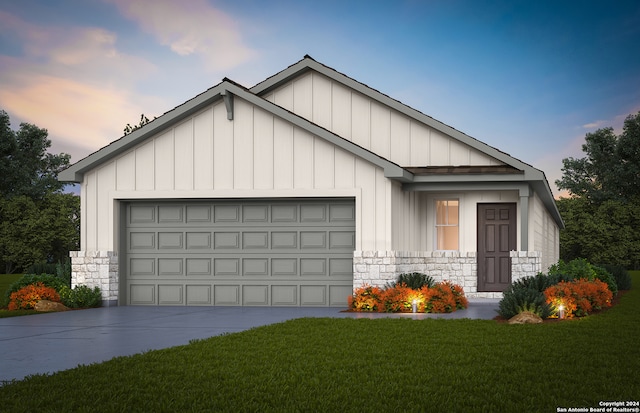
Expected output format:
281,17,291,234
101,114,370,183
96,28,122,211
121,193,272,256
70,251,119,306
353,250,542,299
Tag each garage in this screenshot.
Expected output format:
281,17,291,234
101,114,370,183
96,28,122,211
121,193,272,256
122,198,356,306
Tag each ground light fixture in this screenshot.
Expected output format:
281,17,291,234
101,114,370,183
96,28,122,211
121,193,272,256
412,299,418,313
558,304,565,319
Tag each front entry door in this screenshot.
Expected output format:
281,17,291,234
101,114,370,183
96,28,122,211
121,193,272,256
477,203,516,292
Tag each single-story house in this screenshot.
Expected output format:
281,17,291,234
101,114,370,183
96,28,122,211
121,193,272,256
59,55,563,307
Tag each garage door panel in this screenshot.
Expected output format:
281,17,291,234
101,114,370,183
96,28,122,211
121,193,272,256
130,232,155,249
214,285,240,305
300,232,326,249
214,205,240,222
329,258,352,276
271,285,298,305
130,205,155,223
186,232,211,249
214,232,240,249
243,205,268,222
329,231,355,249
186,285,211,305
272,232,297,249
271,204,297,222
130,258,155,276
125,199,354,306
159,285,183,305
130,284,155,305
213,258,239,276
330,204,355,221
158,232,183,249
300,204,326,222
186,258,212,276
242,232,269,249
329,285,353,306
186,205,211,223
301,285,327,306
272,258,297,276
300,258,326,276
243,285,269,305
158,258,183,276
242,258,269,276
158,205,183,223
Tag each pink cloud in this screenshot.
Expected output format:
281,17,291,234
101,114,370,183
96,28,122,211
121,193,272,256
0,11,164,162
105,0,257,71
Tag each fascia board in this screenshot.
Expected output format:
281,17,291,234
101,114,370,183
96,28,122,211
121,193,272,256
59,84,228,182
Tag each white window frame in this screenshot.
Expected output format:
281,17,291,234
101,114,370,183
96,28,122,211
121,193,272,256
434,199,459,251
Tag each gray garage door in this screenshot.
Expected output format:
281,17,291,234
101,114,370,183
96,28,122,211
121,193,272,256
123,198,355,306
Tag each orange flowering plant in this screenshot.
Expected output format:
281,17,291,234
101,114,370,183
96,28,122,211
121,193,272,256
543,278,612,318
8,282,61,310
348,281,468,313
348,285,383,312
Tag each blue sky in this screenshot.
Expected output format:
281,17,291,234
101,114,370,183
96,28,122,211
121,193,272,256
1,0,639,197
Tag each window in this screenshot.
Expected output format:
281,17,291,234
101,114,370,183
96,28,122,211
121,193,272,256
436,200,459,250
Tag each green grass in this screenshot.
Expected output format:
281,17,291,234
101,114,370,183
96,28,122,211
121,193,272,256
0,275,637,412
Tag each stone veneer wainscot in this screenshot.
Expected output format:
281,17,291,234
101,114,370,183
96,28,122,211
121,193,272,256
70,251,118,306
353,250,541,299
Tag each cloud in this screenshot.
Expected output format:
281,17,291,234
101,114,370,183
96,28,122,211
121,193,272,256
582,120,607,129
105,0,257,71
0,10,165,162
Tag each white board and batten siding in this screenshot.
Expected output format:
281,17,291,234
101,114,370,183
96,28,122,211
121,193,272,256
261,71,504,168
80,97,393,253
532,192,560,271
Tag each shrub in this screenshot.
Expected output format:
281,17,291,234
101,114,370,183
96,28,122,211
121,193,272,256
548,258,618,295
497,273,557,319
348,281,468,313
348,285,383,312
600,264,632,291
5,274,68,304
59,285,102,308
544,278,613,318
24,262,58,276
8,282,61,310
388,273,435,290
498,286,553,319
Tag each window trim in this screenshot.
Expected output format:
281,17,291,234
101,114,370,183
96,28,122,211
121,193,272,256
434,199,459,251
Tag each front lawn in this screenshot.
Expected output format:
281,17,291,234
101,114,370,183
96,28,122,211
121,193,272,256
0,274,637,412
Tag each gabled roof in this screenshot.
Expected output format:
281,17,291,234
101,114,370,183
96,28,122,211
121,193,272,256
58,56,562,228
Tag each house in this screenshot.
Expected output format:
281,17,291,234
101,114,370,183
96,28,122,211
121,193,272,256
59,55,563,307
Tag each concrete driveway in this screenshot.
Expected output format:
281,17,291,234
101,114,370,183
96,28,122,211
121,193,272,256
0,299,499,383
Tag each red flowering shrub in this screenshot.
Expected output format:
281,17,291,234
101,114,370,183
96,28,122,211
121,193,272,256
543,278,612,318
348,281,468,313
8,282,61,310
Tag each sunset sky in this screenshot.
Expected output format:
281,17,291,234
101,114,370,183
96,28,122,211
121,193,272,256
1,0,639,197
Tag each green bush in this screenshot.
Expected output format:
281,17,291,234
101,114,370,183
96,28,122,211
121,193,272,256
600,264,632,291
5,274,68,303
23,262,58,276
498,275,554,319
549,258,617,295
59,285,102,308
388,272,435,290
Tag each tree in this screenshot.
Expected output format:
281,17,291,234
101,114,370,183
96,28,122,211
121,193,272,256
0,194,80,273
0,110,71,200
0,110,79,273
556,112,640,203
556,111,640,268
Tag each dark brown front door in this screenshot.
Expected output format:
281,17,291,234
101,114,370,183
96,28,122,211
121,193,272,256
477,203,516,292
